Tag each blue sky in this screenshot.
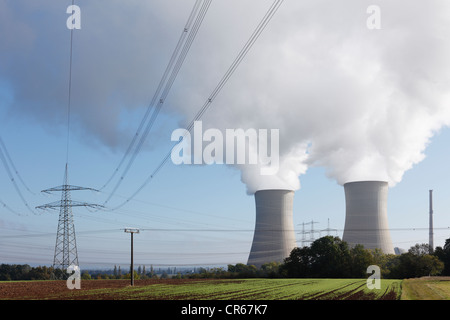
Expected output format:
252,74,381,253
1,0,450,269
1,112,449,269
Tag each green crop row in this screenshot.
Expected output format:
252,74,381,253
94,278,403,300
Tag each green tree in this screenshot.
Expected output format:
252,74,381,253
124,270,141,280
28,266,52,280
434,238,450,275
308,236,352,278
368,248,397,278
409,243,431,256
350,244,375,278
227,263,258,278
280,246,312,278
0,264,12,280
259,262,281,278
389,245,444,278
281,236,382,278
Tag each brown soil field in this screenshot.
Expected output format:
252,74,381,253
0,279,195,300
1,278,401,300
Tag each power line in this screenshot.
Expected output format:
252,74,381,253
0,197,25,216
108,0,285,211
35,0,105,273
100,0,210,204
66,0,75,165
0,134,36,216
0,228,122,239
97,189,251,223
299,221,320,246
2,225,449,240
0,136,37,215
0,136,35,195
2,226,450,268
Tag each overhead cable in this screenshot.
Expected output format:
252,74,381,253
109,0,285,210
101,0,210,204
0,137,37,215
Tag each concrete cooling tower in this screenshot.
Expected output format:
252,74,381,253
247,189,297,267
342,181,395,254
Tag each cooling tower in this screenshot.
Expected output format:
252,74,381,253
342,181,395,254
247,189,297,267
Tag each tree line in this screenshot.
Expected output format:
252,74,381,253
2,236,450,281
0,264,62,281
186,236,449,279
0,264,160,281
279,236,445,279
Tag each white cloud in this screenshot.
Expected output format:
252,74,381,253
1,0,450,193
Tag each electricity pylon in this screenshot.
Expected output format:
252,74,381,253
299,220,320,247
36,164,103,275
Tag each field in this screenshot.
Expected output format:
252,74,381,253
401,277,450,300
0,278,402,300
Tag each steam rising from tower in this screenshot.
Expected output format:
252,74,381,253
3,1,450,200
342,181,394,254
247,189,296,267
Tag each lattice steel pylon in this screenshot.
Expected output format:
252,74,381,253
36,164,104,274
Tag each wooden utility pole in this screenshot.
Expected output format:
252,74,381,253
124,228,140,286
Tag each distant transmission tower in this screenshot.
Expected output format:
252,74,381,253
321,218,338,237
34,0,104,277
299,220,320,246
36,164,103,275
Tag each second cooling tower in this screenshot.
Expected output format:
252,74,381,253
247,189,296,267
342,181,395,254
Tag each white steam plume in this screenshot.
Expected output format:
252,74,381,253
2,1,450,193
174,0,450,192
